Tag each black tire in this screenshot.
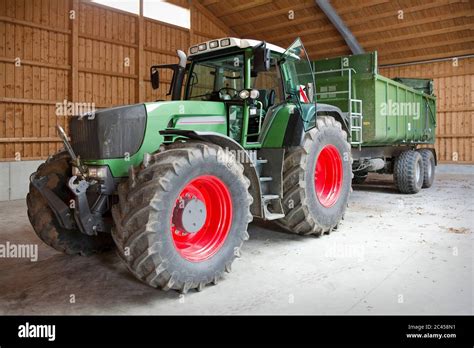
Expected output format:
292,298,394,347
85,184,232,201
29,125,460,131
393,150,424,194
352,172,368,185
417,149,435,188
26,151,113,255
277,116,352,235
111,142,253,293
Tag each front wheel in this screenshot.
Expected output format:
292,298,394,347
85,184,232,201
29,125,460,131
277,116,353,235
26,151,113,255
111,142,253,292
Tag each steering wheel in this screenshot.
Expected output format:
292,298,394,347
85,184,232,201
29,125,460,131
218,87,238,100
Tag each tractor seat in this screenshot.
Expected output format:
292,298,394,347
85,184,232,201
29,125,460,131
255,89,275,112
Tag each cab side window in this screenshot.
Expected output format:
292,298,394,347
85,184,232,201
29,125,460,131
251,57,283,109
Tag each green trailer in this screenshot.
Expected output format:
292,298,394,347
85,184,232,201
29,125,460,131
312,52,437,189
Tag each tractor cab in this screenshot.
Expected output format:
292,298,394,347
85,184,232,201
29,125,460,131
151,37,317,148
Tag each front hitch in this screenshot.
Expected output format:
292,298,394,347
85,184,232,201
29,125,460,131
68,176,108,236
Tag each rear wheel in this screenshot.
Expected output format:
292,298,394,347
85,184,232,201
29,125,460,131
417,149,435,188
111,142,252,292
277,116,352,235
393,150,424,194
26,151,113,255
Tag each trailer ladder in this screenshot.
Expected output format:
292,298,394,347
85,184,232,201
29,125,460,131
314,67,363,148
350,98,363,147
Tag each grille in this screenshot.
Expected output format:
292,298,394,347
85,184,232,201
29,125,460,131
70,104,147,160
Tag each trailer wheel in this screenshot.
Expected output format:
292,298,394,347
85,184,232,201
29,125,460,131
393,150,424,194
277,116,352,235
417,149,435,188
26,151,113,255
111,142,252,292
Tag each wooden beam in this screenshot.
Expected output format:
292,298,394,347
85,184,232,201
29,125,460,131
438,107,474,113
215,0,273,18
436,134,474,138
189,2,195,43
0,97,57,105
192,0,237,36
136,0,144,103
78,33,138,48
377,36,474,56
0,15,71,34
239,12,326,37
201,0,220,6
363,23,473,47
0,156,49,162
78,67,137,79
70,0,79,104
356,9,474,37
144,46,178,56
229,2,315,28
380,49,474,65
0,137,65,143
0,57,70,70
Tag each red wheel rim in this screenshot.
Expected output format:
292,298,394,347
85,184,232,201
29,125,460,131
314,144,343,208
170,175,232,262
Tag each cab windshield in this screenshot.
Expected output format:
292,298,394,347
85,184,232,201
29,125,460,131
186,53,245,101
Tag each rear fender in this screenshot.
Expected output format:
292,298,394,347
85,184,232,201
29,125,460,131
283,103,349,147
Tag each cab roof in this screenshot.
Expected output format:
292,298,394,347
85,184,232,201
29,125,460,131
188,37,286,58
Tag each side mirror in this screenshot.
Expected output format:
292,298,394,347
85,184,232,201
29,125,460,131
150,67,159,89
253,43,271,73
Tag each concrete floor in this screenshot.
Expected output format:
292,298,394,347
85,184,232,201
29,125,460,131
0,164,472,315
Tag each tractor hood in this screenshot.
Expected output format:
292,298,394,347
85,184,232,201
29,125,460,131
70,104,147,160
72,101,228,177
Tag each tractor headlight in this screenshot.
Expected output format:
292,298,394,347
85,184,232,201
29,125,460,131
250,89,260,99
87,166,108,179
198,43,207,51
209,40,219,49
190,46,198,54
239,89,250,99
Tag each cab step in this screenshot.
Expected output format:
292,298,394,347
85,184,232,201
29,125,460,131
262,194,285,220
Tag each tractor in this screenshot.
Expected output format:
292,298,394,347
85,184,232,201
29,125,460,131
27,38,362,292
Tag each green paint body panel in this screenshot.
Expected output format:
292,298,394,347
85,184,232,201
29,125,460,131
83,101,227,177
312,52,437,147
260,104,294,147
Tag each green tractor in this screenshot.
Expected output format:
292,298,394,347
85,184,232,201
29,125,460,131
27,38,353,292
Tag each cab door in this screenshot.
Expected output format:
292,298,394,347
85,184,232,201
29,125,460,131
279,38,317,131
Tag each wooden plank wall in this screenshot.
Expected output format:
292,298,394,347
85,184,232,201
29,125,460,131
380,57,474,164
0,0,231,161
